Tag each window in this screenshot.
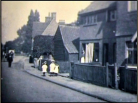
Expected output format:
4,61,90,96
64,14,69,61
93,15,97,23
81,43,99,63
109,10,116,21
83,17,86,24
86,17,88,24
128,1,137,12
83,15,97,25
93,43,99,62
126,40,137,65
89,16,92,24
91,15,97,24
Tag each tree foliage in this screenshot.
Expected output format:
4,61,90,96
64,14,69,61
15,9,40,53
34,10,40,22
5,41,15,51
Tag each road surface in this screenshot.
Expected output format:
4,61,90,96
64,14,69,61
1,56,106,102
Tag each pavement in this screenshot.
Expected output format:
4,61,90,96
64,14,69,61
22,58,137,102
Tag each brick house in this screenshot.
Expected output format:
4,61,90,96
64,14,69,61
32,12,58,58
78,1,117,65
116,1,137,67
53,25,80,62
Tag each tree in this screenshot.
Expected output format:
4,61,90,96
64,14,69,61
16,9,40,53
26,9,40,36
34,10,40,22
26,9,34,36
5,41,15,51
17,25,27,37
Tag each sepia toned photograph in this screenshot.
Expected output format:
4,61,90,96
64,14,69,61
1,1,137,102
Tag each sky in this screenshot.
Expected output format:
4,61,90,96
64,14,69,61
2,1,92,44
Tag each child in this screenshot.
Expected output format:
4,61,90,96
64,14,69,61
54,64,59,76
42,61,47,76
49,60,56,76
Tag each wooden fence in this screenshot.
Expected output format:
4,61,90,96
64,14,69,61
70,62,108,87
119,66,137,93
108,63,118,89
56,61,71,73
70,62,137,93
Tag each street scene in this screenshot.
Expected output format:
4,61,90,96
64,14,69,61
2,56,106,102
1,1,137,102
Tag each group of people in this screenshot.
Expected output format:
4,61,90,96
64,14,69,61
41,61,59,77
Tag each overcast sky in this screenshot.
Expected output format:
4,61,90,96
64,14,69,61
2,1,92,44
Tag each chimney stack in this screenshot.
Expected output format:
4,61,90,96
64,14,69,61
51,12,56,21
45,17,51,22
58,20,65,25
45,12,57,22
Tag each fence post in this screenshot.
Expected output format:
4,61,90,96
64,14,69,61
106,62,109,87
69,62,72,78
124,64,127,91
115,63,118,89
70,62,74,79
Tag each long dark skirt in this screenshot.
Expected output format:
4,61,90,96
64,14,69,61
8,61,12,67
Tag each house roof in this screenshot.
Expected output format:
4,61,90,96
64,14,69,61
80,22,103,40
41,19,58,36
131,31,137,42
79,1,116,15
32,21,51,38
59,25,80,53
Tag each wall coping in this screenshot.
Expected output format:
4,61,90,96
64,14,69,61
74,63,105,68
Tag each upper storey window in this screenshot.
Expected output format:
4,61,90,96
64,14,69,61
109,10,116,21
128,1,137,12
83,15,97,25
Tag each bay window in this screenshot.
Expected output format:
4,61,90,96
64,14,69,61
128,1,137,12
81,42,99,63
126,40,137,65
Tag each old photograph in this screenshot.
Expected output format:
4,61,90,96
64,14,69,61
1,1,137,102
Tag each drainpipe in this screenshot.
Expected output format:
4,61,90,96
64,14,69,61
79,41,82,62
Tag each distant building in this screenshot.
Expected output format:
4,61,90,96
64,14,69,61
32,12,58,58
116,1,137,67
53,25,80,62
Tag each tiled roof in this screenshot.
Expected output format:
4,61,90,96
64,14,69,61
79,1,116,15
80,22,103,40
59,25,80,53
32,21,51,38
41,19,58,36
